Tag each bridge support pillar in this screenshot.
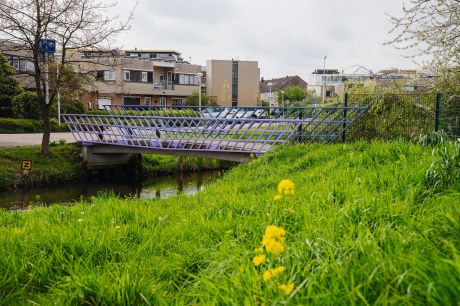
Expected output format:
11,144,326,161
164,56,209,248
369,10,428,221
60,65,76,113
80,145,135,170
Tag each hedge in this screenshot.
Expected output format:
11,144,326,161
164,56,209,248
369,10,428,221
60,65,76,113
0,118,68,134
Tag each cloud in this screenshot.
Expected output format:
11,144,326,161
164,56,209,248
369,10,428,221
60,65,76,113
114,0,421,81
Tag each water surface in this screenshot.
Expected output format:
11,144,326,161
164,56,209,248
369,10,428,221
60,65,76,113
0,171,222,210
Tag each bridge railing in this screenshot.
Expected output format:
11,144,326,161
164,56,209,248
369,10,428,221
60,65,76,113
62,106,367,155
103,105,357,120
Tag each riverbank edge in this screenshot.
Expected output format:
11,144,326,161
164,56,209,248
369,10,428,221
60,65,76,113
0,144,235,191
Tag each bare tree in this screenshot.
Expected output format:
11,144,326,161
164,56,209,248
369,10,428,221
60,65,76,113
387,0,460,66
0,0,135,156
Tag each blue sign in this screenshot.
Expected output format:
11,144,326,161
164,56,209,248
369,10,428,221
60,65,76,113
312,99,318,104
38,39,56,53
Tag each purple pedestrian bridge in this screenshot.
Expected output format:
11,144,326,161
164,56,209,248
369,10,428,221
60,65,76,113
62,105,367,169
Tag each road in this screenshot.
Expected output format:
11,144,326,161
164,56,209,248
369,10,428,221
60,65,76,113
0,133,75,147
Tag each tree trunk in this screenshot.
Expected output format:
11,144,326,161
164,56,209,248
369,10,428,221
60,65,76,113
40,102,51,156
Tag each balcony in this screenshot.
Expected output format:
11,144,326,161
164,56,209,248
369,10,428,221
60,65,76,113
153,81,174,90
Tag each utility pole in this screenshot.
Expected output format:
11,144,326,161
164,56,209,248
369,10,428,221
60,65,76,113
323,56,327,103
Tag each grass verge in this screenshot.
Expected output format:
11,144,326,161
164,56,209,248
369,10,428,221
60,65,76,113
0,142,459,304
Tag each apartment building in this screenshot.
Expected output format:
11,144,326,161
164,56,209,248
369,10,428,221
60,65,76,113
2,46,261,109
206,59,260,106
78,49,202,109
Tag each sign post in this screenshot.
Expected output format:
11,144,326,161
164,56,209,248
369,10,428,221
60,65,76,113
38,38,57,117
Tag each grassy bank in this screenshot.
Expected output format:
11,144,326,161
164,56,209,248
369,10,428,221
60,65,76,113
0,144,85,190
0,142,459,304
0,144,234,190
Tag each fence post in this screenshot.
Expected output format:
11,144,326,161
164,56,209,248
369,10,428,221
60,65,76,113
435,93,441,132
342,93,348,143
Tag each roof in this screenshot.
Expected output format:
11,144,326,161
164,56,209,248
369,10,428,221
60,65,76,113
260,75,305,93
123,50,181,54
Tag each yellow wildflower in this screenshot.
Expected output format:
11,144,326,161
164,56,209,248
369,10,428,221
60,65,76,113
278,283,294,295
273,194,282,201
255,247,264,253
277,179,295,195
264,240,285,254
263,266,286,281
262,226,286,254
252,254,266,267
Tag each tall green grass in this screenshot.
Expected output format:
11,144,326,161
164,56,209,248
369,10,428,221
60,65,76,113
0,142,459,305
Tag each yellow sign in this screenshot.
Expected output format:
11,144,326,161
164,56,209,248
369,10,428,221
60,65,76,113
21,160,32,170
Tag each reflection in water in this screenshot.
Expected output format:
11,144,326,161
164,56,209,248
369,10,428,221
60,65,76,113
0,171,222,211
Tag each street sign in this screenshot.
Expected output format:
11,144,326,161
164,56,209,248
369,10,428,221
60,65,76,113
38,38,56,53
21,160,32,170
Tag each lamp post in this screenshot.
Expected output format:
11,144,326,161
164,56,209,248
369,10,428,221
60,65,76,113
268,82,273,107
323,56,327,103
197,72,203,111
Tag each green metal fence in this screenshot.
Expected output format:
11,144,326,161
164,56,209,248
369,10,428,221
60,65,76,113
343,92,459,142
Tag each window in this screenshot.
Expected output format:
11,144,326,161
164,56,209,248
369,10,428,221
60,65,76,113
12,59,19,70
160,96,166,106
103,71,116,81
124,70,152,82
123,96,141,105
144,97,152,106
177,74,200,85
232,61,238,104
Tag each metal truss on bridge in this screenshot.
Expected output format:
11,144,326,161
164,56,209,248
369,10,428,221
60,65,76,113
62,105,368,160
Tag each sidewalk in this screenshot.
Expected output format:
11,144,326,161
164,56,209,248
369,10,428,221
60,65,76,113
0,133,75,147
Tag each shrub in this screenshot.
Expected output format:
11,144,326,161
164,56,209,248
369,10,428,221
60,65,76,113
57,97,86,114
11,91,41,119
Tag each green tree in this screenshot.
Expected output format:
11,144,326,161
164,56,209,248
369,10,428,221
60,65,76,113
0,0,134,156
276,86,313,105
0,52,22,117
186,91,213,106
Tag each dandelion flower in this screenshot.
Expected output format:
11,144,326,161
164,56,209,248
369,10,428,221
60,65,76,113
273,194,282,201
253,254,265,267
262,225,286,254
277,179,295,195
255,247,264,253
278,283,294,295
263,266,286,281
264,240,285,254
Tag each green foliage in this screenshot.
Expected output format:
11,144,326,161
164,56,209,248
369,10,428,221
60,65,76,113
186,90,213,106
346,82,437,141
56,96,86,114
415,130,447,146
0,142,459,304
275,86,308,104
0,52,22,117
426,141,460,192
0,118,66,134
11,91,41,119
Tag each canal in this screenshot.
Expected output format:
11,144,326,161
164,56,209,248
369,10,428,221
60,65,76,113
0,170,223,211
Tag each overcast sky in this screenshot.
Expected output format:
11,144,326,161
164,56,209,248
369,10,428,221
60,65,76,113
114,0,421,82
